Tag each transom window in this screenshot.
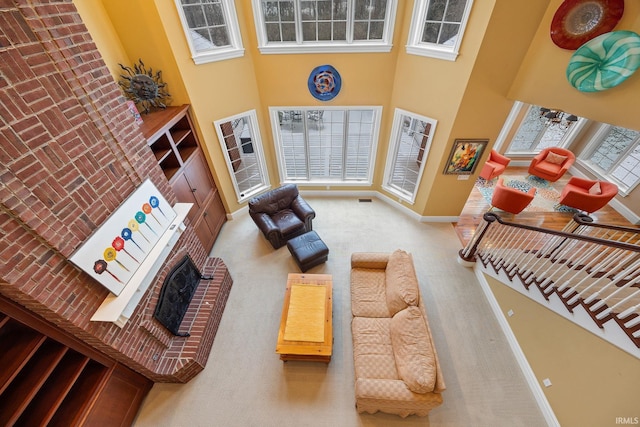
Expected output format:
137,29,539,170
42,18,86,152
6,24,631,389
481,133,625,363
175,0,244,64
270,107,381,184
407,0,474,61
253,0,397,53
505,104,583,156
582,125,640,195
383,109,437,204
214,111,269,202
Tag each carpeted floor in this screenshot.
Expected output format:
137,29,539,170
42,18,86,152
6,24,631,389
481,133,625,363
476,175,578,213
133,197,548,427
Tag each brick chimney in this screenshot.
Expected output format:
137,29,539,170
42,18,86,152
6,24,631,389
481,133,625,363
0,0,231,383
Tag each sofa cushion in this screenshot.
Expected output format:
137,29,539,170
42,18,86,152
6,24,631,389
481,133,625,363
589,181,602,195
352,317,398,380
385,250,419,316
351,269,389,318
271,209,304,234
533,161,561,176
390,306,437,394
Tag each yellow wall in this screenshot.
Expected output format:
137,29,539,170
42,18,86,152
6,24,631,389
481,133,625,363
386,0,551,216
76,0,640,218
72,0,129,82
486,274,640,427
425,0,550,216
98,0,189,107
152,0,262,213
241,0,407,198
388,0,492,215
509,0,640,130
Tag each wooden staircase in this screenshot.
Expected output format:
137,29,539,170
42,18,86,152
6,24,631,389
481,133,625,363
460,213,640,358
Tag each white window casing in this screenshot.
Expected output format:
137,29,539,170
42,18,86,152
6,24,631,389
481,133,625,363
252,0,398,54
579,124,640,196
175,0,245,64
406,0,474,61
270,106,381,185
382,108,437,204
214,110,270,202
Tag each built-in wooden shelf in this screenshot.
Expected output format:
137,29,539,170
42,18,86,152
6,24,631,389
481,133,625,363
0,297,152,427
140,105,226,253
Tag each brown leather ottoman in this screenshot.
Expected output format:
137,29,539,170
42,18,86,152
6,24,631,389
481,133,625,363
287,231,329,272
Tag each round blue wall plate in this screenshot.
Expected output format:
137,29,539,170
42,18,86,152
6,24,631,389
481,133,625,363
567,30,640,92
308,65,342,101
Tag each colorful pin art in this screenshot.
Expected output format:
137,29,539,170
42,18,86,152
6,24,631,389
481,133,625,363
69,180,177,295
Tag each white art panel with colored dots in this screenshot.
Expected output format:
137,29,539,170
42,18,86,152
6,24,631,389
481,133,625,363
69,179,177,296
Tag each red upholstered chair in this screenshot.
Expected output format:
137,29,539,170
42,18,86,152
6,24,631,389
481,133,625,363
528,147,575,182
479,149,511,181
559,177,618,213
491,178,536,214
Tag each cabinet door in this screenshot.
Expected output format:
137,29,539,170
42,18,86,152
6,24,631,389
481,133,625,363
183,152,215,207
203,191,226,241
171,173,200,224
82,364,152,427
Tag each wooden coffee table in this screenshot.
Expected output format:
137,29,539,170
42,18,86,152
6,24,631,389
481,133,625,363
276,273,332,363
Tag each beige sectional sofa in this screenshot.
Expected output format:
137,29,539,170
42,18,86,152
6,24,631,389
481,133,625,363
350,250,445,418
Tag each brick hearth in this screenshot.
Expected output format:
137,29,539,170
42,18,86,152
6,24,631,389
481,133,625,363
0,0,231,383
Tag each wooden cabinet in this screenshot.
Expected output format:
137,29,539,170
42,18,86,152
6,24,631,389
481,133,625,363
0,296,152,427
140,105,226,253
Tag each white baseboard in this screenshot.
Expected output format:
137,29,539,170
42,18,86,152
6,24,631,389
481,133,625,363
228,190,458,223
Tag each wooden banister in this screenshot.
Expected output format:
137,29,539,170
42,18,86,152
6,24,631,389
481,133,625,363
459,212,640,355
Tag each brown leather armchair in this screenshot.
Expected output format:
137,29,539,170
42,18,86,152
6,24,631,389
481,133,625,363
248,184,315,249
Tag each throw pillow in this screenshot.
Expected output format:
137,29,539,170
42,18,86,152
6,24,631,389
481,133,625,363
589,182,602,195
385,250,419,316
545,151,568,165
390,306,437,393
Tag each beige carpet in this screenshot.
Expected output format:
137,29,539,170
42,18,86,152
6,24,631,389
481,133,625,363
133,197,547,427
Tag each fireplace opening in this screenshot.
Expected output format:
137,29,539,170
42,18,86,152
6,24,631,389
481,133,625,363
154,255,211,337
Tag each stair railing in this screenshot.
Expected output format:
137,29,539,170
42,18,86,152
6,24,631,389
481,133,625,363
459,212,640,352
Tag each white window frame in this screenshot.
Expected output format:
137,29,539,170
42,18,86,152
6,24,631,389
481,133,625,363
269,106,381,185
175,0,244,64
214,110,270,202
406,0,474,61
504,103,587,157
252,0,398,54
382,109,436,204
579,124,640,196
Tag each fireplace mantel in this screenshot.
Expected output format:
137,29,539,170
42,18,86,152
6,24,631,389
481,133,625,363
91,203,192,327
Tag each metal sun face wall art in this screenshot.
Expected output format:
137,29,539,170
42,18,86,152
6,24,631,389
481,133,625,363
119,59,171,114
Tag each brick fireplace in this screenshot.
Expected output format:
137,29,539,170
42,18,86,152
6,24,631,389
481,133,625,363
0,0,231,383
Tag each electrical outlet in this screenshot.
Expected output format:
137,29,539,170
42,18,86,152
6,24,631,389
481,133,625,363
543,378,552,387
507,309,514,317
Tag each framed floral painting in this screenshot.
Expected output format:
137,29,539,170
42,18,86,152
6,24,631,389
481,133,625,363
443,139,488,175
